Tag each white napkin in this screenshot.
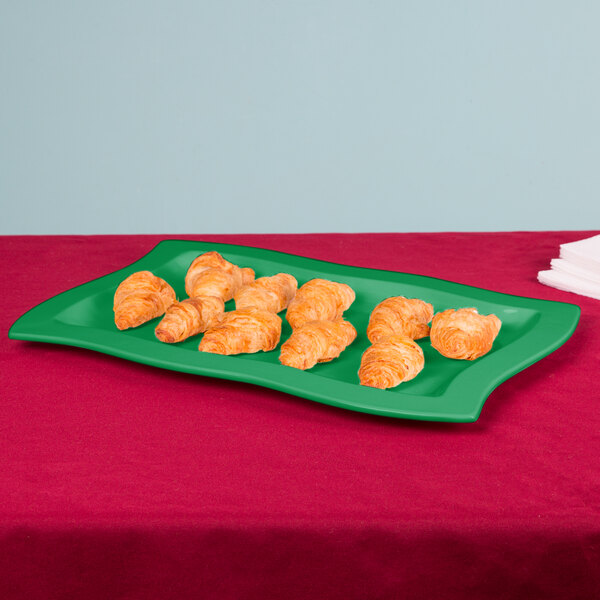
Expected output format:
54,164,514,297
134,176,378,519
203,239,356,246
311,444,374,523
559,234,600,273
538,234,600,301
550,258,599,283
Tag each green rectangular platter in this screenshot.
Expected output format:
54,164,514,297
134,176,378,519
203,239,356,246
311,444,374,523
8,240,580,422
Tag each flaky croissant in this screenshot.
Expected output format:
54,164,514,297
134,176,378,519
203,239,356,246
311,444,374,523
155,296,224,343
430,308,501,360
286,279,355,330
235,273,298,313
114,271,176,330
358,335,424,389
367,296,433,343
198,308,282,355
185,251,255,301
279,319,357,370
186,268,241,302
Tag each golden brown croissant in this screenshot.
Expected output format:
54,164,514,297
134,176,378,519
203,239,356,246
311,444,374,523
358,335,424,389
235,273,298,313
367,296,433,343
286,279,356,330
114,271,176,330
155,296,224,343
185,251,255,301
430,308,502,360
198,308,282,355
279,319,357,370
186,268,241,302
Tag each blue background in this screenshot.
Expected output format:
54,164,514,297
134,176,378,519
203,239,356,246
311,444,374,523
2,1,599,234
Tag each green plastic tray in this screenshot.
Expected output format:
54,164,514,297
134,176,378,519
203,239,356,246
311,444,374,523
9,240,580,422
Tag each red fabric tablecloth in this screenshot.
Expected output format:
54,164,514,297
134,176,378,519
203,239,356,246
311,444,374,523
1,232,599,600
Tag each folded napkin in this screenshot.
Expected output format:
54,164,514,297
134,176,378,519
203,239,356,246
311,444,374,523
538,234,600,301
559,234,600,274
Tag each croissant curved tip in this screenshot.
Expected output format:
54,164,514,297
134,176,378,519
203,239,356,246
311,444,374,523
198,341,226,354
489,314,502,334
241,268,255,285
155,329,175,343
279,350,309,370
114,313,135,330
286,316,300,330
367,331,378,344
358,374,391,389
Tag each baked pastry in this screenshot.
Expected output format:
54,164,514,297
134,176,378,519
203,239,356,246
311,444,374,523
185,251,255,301
430,308,501,360
155,296,224,343
186,268,241,302
279,319,357,370
199,308,282,355
358,335,424,389
235,273,298,313
367,296,433,343
286,279,355,329
114,271,176,330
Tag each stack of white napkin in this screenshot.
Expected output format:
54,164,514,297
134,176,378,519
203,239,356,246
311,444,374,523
538,234,600,300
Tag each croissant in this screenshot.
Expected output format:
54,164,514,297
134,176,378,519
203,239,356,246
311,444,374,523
358,335,424,389
155,296,224,343
279,319,357,370
185,251,255,301
199,308,282,355
286,279,356,330
235,273,298,313
113,271,176,330
186,268,240,302
430,308,502,360
367,296,433,343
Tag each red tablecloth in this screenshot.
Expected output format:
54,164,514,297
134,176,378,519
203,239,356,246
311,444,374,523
2,232,599,600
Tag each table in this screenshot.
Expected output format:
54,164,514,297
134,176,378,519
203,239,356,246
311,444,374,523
1,232,599,600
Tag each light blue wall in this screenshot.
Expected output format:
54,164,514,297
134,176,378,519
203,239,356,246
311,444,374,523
2,1,599,234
